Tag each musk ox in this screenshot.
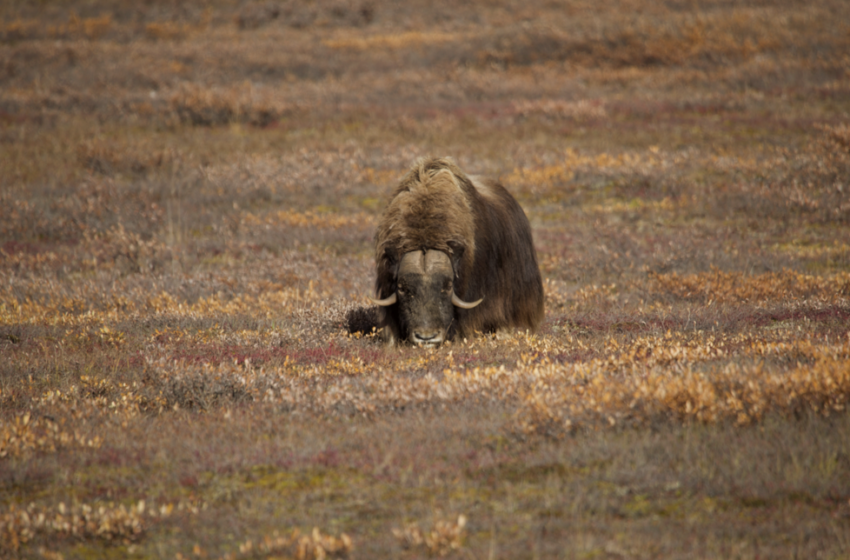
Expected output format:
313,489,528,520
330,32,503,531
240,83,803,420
348,157,544,346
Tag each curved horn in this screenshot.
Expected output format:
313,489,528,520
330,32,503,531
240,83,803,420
452,292,483,309
371,292,397,306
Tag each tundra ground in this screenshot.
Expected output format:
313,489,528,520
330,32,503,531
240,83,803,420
2,1,850,558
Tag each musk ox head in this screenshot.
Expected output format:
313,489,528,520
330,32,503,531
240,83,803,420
372,249,482,347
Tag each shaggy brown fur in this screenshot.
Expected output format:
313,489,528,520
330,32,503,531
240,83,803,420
360,157,544,343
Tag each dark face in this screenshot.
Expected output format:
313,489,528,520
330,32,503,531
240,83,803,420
397,250,455,347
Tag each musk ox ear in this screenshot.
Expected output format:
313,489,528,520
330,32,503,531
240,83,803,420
374,247,400,305
446,241,465,276
379,247,399,273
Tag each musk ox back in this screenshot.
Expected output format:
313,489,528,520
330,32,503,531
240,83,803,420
350,157,544,346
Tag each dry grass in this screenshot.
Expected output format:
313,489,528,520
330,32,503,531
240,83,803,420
2,0,850,558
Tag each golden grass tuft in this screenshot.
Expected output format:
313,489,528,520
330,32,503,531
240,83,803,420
1,500,146,551
322,30,460,50
0,412,102,459
649,269,850,305
1,498,203,553
168,82,292,127
393,514,467,557
242,209,375,230
144,21,194,41
507,147,669,191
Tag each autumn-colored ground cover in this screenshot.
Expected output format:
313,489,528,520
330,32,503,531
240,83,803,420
2,0,850,558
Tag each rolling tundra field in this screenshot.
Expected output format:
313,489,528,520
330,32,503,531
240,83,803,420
1,0,850,558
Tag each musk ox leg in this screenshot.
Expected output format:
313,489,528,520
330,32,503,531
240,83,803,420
380,328,398,346
344,306,380,336
344,306,403,345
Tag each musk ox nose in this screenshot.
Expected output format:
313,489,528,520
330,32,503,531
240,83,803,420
413,331,442,345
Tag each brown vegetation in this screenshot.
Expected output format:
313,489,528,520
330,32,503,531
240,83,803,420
1,0,849,558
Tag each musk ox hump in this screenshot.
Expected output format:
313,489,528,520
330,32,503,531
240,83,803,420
407,167,465,195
